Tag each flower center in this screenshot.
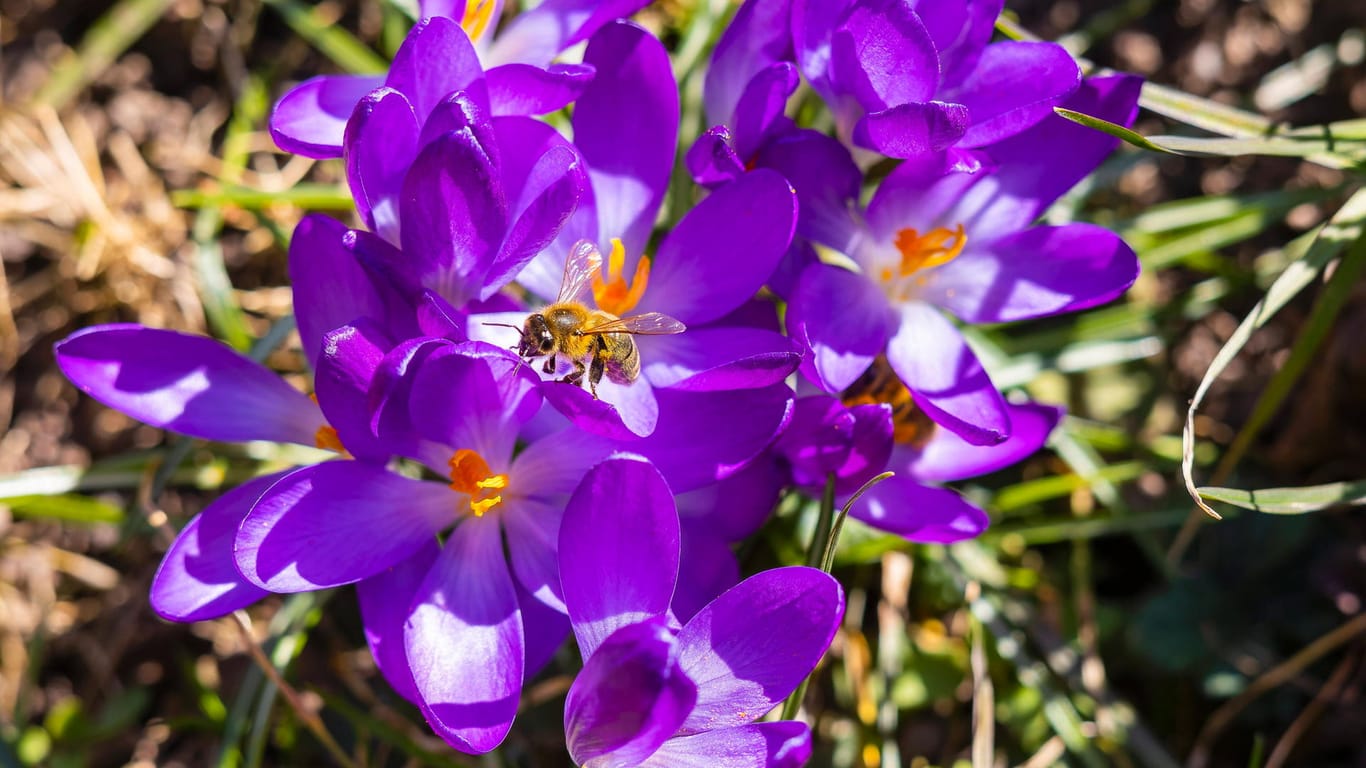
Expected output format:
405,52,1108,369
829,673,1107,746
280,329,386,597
592,238,650,316
879,224,967,284
314,425,348,454
841,357,935,448
461,0,496,42
448,449,509,517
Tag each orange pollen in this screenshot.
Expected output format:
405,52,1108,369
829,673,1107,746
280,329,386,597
461,0,496,42
448,449,509,517
889,224,967,281
314,425,349,455
841,358,935,447
592,237,650,316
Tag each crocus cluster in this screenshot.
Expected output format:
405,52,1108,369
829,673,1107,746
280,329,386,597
55,0,1142,762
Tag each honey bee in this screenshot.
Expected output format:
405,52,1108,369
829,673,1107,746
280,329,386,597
510,241,685,398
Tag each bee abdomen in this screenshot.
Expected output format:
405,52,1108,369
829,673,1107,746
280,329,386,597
603,334,640,384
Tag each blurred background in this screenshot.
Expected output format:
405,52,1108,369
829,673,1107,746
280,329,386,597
2,0,1365,765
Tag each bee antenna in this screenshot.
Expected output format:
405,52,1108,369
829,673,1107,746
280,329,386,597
481,321,526,338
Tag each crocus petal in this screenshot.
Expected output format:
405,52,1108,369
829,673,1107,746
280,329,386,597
406,522,523,754
863,151,986,243
685,126,746,189
675,452,786,541
357,539,440,706
543,375,659,440
677,566,843,732
269,74,383,158
755,129,862,253
920,0,1002,88
705,0,793,125
560,455,680,659
636,169,796,325
832,0,939,108
399,129,508,306
487,0,651,67
312,320,395,462
565,617,697,767
55,324,324,445
775,397,894,493
517,575,572,678
853,100,970,158
290,215,401,372
922,224,1138,324
898,401,1062,483
785,264,895,393
947,40,1080,148
637,326,800,391
573,20,678,257
730,62,799,161
486,62,595,116
406,342,541,463
484,119,586,294
149,473,282,622
510,425,615,495
501,497,566,614
344,89,419,242
849,475,989,542
630,385,794,493
234,462,451,592
671,529,740,624
642,721,812,768
386,17,488,120
885,302,1008,446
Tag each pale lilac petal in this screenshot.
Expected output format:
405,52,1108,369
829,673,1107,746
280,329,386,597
234,463,450,592
636,169,796,325
560,455,680,658
501,497,566,614
344,89,419,242
898,401,1061,483
487,0,651,67
921,224,1138,323
785,264,895,393
399,129,508,306
885,302,1008,445
565,617,697,766
386,17,488,120
149,473,282,622
406,522,523,754
55,325,324,446
509,426,615,496
863,151,986,242
517,576,571,678
849,475,989,542
853,101,970,158
486,62,594,115
631,385,794,493
947,41,1080,147
543,375,658,439
642,721,812,768
269,74,383,158
357,539,439,705
637,326,799,391
677,566,842,732
573,21,677,256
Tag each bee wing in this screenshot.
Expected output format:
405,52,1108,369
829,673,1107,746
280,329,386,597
556,240,604,304
581,312,687,336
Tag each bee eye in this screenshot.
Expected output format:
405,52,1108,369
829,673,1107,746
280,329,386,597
540,337,555,353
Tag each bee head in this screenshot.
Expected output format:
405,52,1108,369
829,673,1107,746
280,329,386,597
516,314,555,358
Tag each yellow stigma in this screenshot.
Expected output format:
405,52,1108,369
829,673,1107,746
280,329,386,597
461,0,496,42
448,449,509,517
592,238,650,316
842,357,935,447
881,224,967,283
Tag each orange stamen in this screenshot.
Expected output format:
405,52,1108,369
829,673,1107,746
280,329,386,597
889,224,967,280
448,449,509,517
314,425,348,455
592,237,650,316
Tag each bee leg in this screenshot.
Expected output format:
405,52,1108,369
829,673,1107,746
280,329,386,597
588,343,607,400
541,356,556,375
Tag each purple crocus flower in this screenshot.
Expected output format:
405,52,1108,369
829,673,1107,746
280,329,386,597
793,0,1081,158
769,74,1142,446
559,456,844,766
269,6,616,159
477,21,801,439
